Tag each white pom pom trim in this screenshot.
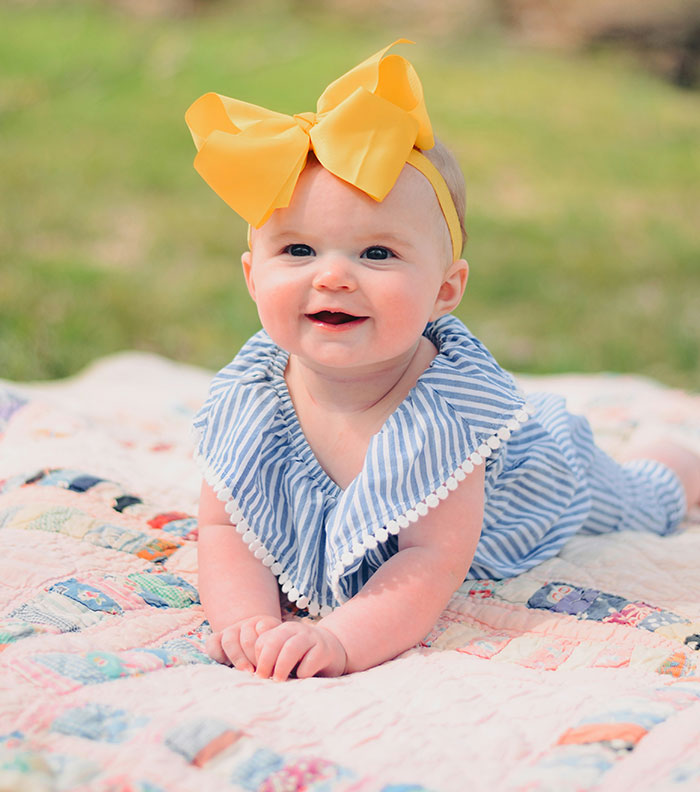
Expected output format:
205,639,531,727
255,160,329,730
193,444,326,617
327,405,531,604
195,405,531,614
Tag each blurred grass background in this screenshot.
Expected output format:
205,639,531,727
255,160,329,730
1,0,698,387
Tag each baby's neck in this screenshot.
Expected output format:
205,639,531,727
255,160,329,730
284,338,438,489
286,338,437,417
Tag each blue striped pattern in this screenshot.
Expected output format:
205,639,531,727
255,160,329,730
582,456,686,536
193,315,686,614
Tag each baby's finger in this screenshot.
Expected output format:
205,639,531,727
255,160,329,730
239,621,261,666
205,632,230,666
294,642,328,679
220,628,254,673
270,634,314,682
252,631,281,679
256,615,283,636
254,626,300,679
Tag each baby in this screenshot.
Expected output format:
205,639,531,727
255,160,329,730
187,41,700,681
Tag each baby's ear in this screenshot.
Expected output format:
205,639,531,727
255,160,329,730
241,251,256,302
431,258,468,319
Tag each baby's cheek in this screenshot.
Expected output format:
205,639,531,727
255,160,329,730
382,289,436,332
254,280,300,334
257,275,300,308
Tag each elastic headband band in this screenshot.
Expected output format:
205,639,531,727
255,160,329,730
406,149,462,260
187,39,463,261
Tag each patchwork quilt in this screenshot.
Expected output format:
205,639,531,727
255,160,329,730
1,352,699,792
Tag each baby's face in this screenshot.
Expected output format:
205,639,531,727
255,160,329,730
242,161,467,375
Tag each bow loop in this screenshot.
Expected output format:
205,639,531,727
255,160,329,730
188,98,311,227
317,39,433,151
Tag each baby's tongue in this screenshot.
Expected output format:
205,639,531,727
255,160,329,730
314,311,356,325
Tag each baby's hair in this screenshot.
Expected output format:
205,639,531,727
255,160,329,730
419,139,467,254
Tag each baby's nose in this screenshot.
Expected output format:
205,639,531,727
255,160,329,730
311,255,357,291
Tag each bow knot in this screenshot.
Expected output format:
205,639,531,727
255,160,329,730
293,112,317,135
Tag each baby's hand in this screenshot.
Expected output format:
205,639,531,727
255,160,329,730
206,615,282,672
254,621,347,681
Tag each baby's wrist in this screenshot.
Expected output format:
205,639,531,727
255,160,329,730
316,625,348,676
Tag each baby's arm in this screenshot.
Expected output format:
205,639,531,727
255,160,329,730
198,481,282,671
254,464,486,679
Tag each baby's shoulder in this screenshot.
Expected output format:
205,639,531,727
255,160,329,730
193,330,288,444
420,316,527,420
208,330,284,392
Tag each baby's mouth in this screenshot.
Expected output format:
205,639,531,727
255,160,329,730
306,311,367,326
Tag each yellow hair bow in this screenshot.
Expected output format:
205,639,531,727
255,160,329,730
185,39,462,260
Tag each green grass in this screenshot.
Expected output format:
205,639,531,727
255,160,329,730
1,1,698,387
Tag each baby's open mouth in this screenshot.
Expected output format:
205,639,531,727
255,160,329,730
306,311,367,326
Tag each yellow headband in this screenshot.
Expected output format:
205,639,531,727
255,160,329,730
185,39,463,261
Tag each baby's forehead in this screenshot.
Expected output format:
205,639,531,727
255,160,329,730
296,159,442,217
260,159,451,260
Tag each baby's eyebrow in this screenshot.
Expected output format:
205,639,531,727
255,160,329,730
362,232,407,246
266,228,413,250
267,229,306,242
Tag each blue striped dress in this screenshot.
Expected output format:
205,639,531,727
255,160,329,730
193,315,686,617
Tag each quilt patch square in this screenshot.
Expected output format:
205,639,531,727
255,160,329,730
48,578,123,615
508,636,578,671
67,474,106,493
459,632,512,659
527,582,601,616
603,602,659,628
10,591,103,632
51,703,148,743
637,609,688,632
165,718,241,764
582,591,630,621
657,651,698,678
458,579,505,599
127,571,199,609
231,748,286,791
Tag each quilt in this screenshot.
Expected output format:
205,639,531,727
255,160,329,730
1,351,699,792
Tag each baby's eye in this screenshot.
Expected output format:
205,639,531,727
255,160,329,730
361,246,393,261
284,243,315,257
